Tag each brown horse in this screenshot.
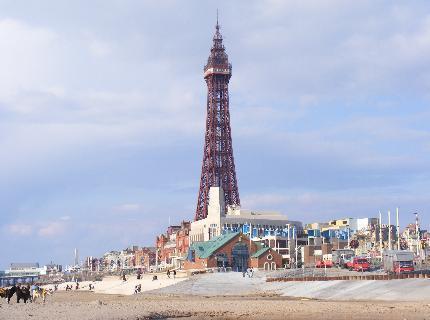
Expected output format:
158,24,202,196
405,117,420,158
1,285,31,303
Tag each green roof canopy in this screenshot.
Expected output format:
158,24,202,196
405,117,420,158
251,247,270,258
190,232,240,259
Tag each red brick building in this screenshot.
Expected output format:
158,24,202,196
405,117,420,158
176,221,191,256
156,221,191,266
250,247,282,271
184,232,282,271
134,247,156,272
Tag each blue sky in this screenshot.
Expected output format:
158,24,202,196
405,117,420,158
0,0,429,269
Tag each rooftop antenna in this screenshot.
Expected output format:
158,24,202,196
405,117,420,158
216,9,219,30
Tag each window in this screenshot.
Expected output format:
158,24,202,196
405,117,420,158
267,254,273,261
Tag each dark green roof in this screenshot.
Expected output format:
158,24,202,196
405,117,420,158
190,232,240,259
251,247,270,258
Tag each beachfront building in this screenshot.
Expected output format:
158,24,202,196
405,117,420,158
304,217,380,244
102,250,121,272
155,221,191,269
189,187,303,267
83,256,100,272
133,247,156,272
184,231,282,271
1,263,46,285
45,263,63,275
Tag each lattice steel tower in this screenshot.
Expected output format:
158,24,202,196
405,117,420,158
195,19,240,221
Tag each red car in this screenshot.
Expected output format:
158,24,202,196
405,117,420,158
316,260,333,268
351,257,370,271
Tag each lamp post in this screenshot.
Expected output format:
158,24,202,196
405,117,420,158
379,210,383,256
414,212,420,256
388,210,392,250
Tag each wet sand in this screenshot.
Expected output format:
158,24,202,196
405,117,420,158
1,290,430,320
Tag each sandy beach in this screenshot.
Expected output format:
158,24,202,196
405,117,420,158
44,273,188,296
2,272,430,319
2,291,430,320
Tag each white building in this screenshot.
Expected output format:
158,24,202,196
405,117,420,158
349,217,379,233
189,187,303,265
5,263,47,277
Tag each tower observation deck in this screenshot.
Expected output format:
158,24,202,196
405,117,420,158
195,19,240,221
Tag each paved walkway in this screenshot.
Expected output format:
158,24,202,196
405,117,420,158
151,271,267,296
150,271,430,301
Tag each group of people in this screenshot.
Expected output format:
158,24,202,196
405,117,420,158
65,282,79,291
0,283,52,304
65,281,94,291
242,267,254,278
166,269,177,279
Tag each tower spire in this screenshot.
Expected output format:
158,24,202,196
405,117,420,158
195,21,240,221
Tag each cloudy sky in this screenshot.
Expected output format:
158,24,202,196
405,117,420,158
1,0,429,269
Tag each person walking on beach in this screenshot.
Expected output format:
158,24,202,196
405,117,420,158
167,269,171,278
30,283,38,301
173,269,176,279
134,284,141,294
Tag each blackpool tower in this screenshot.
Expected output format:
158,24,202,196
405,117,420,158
195,19,240,221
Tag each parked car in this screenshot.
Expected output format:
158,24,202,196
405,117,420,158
351,257,370,272
315,260,333,268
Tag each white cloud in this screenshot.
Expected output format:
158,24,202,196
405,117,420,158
5,224,33,236
38,222,66,237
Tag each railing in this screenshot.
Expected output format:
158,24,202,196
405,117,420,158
266,267,430,282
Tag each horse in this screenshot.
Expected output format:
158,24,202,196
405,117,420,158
0,287,8,301
17,286,31,303
4,285,31,304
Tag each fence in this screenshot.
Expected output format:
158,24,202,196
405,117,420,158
267,268,430,282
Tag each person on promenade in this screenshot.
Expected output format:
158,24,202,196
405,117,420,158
247,267,254,278
167,270,171,278
122,274,127,282
173,270,176,279
134,284,141,294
